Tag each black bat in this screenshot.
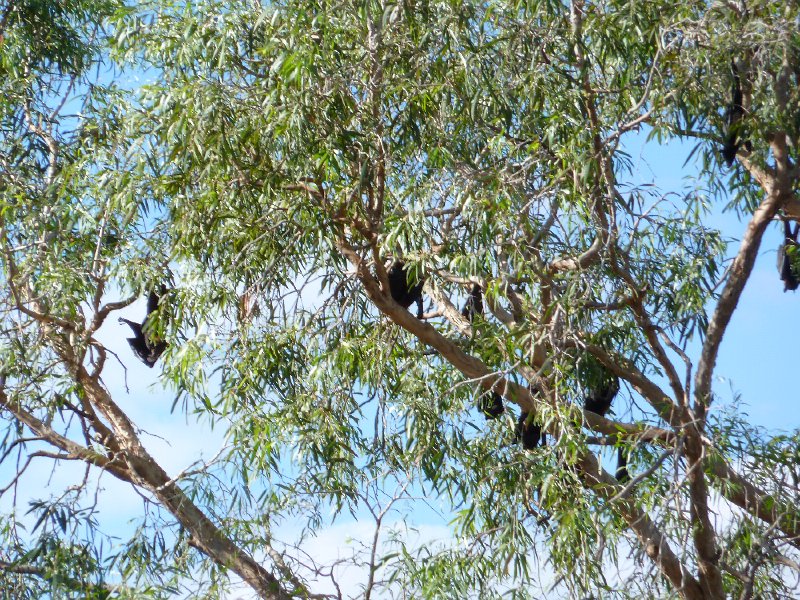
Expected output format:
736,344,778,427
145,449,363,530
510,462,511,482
461,284,483,322
516,411,545,450
779,221,800,292
388,261,425,319
722,60,750,166
118,287,169,367
479,392,505,420
583,374,628,483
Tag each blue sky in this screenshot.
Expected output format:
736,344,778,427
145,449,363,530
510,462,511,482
624,130,800,432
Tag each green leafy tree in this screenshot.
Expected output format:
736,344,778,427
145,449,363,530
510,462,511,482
2,0,800,598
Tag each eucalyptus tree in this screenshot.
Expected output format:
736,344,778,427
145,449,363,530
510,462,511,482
2,0,800,598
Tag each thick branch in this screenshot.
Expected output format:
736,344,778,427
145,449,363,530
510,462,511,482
68,367,295,600
549,236,603,272
0,560,44,576
687,137,790,597
695,136,790,411
684,433,722,597
784,197,800,221
0,559,116,596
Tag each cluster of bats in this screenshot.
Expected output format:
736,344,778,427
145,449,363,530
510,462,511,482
387,261,630,483
115,66,776,487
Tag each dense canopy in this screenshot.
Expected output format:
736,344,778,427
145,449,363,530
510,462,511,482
1,1,800,598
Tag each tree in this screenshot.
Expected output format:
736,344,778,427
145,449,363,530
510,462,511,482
1,0,799,598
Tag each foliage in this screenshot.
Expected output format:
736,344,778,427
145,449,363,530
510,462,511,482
1,0,800,598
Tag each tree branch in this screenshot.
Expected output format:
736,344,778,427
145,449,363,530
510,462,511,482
575,449,704,598
0,389,128,480
69,366,296,599
695,135,791,412
708,459,800,550
341,232,699,595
